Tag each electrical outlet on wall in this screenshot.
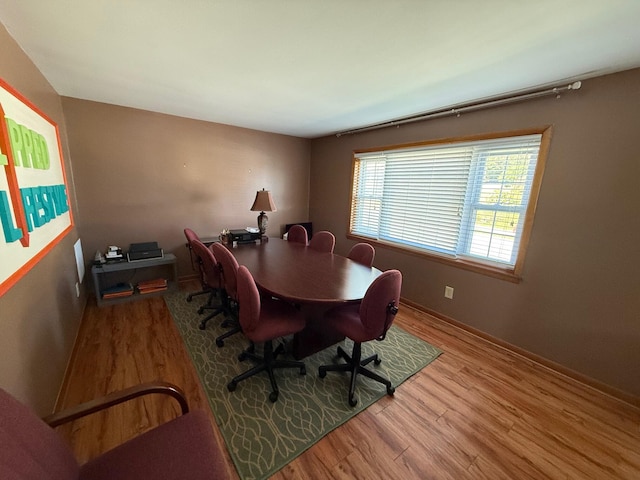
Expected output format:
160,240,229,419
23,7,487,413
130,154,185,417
444,285,454,299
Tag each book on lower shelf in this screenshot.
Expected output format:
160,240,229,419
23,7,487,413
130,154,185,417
137,278,168,294
101,282,134,299
138,285,168,294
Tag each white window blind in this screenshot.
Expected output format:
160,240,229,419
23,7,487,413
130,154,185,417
350,133,543,269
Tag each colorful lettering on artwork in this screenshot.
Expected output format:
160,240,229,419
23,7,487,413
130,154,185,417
0,185,69,241
6,118,50,170
1,112,67,244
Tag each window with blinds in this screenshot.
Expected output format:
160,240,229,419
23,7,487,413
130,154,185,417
350,129,550,276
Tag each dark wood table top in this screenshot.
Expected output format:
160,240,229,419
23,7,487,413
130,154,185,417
228,238,382,304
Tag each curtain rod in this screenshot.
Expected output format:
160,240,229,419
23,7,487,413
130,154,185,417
336,80,582,137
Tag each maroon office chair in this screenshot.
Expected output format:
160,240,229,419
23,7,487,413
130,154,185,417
287,224,308,245
0,382,231,479
190,239,224,330
308,230,335,253
227,266,307,402
183,228,211,302
318,269,402,406
209,242,241,346
347,242,375,267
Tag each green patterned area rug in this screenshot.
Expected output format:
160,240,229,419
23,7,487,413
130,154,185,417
165,291,442,480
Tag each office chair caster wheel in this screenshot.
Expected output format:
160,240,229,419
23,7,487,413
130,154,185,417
227,381,237,392
386,385,395,395
197,306,205,314
269,391,279,403
216,338,224,347
318,368,326,379
186,295,193,303
348,394,358,407
300,366,306,375
238,351,248,361
374,357,382,366
198,322,207,330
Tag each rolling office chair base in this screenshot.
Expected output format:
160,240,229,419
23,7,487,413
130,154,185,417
186,288,210,302
198,306,224,330
192,287,220,308
209,298,240,342
199,293,235,331
215,324,241,346
197,292,220,315
318,343,395,407
227,340,306,402
195,289,224,329
214,302,241,345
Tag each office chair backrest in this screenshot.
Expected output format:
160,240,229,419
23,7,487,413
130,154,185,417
236,266,261,335
190,239,220,288
285,222,312,238
347,243,375,267
309,230,335,253
184,228,201,269
287,224,308,245
0,388,80,479
210,243,239,299
359,269,402,341
184,227,199,245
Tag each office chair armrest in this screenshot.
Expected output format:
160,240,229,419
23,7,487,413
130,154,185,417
43,381,189,428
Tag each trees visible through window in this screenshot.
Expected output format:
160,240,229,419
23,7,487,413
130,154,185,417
349,128,551,279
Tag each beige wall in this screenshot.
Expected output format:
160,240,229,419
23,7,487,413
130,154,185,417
0,24,85,415
61,98,311,281
2,14,637,409
1,21,310,415
309,68,640,399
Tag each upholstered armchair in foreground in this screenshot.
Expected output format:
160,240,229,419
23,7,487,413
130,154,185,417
0,382,231,480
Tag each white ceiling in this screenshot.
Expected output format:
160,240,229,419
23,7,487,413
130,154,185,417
2,1,640,138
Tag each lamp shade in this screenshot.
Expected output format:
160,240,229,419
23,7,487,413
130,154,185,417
250,189,277,212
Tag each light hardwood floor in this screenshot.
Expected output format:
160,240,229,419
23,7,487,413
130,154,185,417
55,283,640,479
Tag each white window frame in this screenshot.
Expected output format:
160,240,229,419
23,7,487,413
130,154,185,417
348,128,552,282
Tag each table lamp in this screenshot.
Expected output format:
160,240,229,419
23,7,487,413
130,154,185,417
250,188,277,235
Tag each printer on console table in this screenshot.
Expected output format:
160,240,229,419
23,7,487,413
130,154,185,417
222,229,263,246
127,241,164,261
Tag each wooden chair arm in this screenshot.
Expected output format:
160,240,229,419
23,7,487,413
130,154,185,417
43,381,189,428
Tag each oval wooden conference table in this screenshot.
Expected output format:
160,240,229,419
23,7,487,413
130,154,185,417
227,237,382,358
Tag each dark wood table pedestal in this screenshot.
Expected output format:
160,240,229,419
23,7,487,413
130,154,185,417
290,304,344,359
